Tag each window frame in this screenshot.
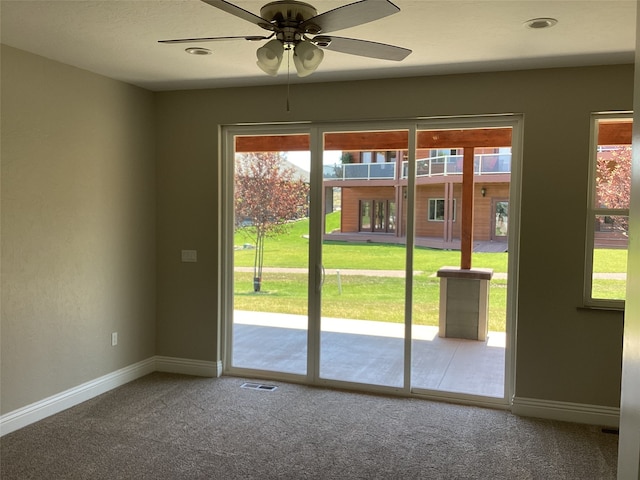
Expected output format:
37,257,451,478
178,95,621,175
583,112,632,310
428,198,457,222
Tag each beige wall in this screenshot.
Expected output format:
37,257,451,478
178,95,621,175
1,42,632,416
156,64,632,408
1,46,157,413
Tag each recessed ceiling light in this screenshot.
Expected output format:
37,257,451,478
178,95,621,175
524,17,558,29
185,47,212,55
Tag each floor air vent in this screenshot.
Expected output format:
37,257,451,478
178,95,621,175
240,382,278,392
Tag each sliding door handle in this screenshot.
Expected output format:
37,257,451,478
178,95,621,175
316,264,326,293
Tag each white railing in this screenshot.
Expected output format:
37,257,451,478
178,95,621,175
401,154,511,178
323,161,396,180
323,154,511,181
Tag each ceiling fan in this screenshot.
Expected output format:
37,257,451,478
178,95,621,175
159,0,412,78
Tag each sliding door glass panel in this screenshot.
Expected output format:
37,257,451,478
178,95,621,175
320,129,408,387
411,127,510,397
231,134,311,375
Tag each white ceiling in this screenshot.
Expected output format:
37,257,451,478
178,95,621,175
0,0,636,92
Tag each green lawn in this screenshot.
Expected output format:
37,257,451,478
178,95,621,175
593,248,628,273
234,272,507,332
235,212,509,331
234,212,508,272
234,212,627,332
592,248,628,300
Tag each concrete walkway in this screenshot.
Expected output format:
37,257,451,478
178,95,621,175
235,267,626,280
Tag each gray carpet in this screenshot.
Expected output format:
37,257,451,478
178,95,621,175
1,373,618,479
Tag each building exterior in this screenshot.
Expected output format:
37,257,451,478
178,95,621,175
323,146,511,249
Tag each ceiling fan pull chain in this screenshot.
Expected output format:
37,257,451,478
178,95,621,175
286,48,291,113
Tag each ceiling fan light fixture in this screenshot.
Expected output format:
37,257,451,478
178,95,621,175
256,39,284,75
293,41,324,77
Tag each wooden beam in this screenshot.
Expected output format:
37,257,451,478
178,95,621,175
598,121,632,145
234,127,514,152
324,131,408,150
235,134,309,152
418,128,512,149
460,148,475,270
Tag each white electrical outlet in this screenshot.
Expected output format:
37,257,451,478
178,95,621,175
111,332,118,346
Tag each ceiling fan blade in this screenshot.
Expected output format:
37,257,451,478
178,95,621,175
159,35,270,44
200,0,274,30
316,36,411,61
301,0,400,34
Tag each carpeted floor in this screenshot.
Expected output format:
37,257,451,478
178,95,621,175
1,372,618,479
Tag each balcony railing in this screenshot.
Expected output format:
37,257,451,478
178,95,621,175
323,154,511,181
323,161,396,180
402,154,511,178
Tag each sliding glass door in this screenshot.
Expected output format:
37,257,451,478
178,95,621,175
227,131,311,376
223,117,519,404
410,124,514,399
318,129,409,388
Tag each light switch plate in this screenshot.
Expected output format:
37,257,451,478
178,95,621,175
181,250,197,262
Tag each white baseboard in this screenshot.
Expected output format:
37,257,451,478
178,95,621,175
3,364,618,437
0,357,156,436
155,356,222,377
0,356,222,437
511,396,620,428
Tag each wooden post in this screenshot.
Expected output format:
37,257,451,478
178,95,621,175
461,148,475,270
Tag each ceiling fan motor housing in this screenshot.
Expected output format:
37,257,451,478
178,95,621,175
260,1,321,39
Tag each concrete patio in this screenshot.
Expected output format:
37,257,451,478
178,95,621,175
231,310,506,398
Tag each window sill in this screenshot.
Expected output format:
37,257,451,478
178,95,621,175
577,304,625,313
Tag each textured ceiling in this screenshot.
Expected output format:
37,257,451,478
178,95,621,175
0,0,636,91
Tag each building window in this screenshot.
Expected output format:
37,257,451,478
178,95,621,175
355,151,397,164
428,198,456,222
584,113,631,308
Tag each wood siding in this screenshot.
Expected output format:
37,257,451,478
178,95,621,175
340,183,509,241
341,186,396,233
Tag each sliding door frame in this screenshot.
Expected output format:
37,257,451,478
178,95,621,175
221,115,522,408
408,114,522,407
221,123,315,385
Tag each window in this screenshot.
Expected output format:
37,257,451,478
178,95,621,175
360,199,395,232
428,198,456,222
585,114,631,308
355,151,397,163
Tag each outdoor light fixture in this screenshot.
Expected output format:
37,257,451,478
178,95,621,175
481,187,487,197
256,39,285,76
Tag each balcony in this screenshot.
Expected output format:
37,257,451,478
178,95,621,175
322,154,511,181
323,161,396,180
402,154,512,178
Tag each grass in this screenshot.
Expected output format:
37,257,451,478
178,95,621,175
593,248,628,273
234,212,627,331
235,212,508,272
234,212,509,331
592,249,628,300
234,272,507,332
592,279,627,300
